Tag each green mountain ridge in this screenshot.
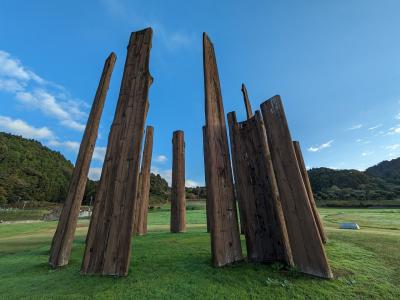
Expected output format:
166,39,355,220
0,132,399,205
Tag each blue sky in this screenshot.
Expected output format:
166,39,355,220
1,0,400,186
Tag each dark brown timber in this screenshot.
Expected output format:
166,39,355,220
260,95,332,278
228,111,293,265
49,53,116,268
202,126,211,233
81,28,153,276
170,130,186,233
134,126,154,235
293,141,327,243
202,33,242,266
241,83,253,119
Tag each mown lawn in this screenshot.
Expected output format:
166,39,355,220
0,207,399,299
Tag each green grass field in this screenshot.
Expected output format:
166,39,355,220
0,206,399,299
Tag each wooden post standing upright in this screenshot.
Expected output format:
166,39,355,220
228,111,293,265
293,141,327,243
202,33,242,266
260,95,332,279
81,28,153,276
134,126,154,235
49,53,116,268
170,130,186,233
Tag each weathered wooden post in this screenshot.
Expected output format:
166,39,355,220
202,33,243,266
241,83,253,119
293,141,327,243
81,28,153,276
202,126,211,233
134,126,154,235
48,53,116,268
170,130,186,233
228,111,293,265
260,95,332,279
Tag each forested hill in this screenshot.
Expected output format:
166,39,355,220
0,132,169,205
1,132,399,205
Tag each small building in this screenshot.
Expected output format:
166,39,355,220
339,223,360,230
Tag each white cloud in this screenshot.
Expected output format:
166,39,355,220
386,144,400,151
0,79,24,93
185,179,203,188
89,167,102,181
48,140,105,162
93,147,107,162
151,167,172,186
154,155,167,163
368,124,382,131
348,124,362,130
0,115,53,139
386,126,400,135
396,113,400,120
0,50,87,132
355,138,362,143
307,140,334,152
361,151,374,157
0,50,44,83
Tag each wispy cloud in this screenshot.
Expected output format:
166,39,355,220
396,113,400,120
185,179,203,188
0,50,87,131
151,167,172,186
308,140,334,152
386,126,400,135
348,124,362,130
368,124,382,131
361,151,374,157
386,144,400,151
48,139,106,162
89,167,102,181
154,155,167,163
0,115,53,139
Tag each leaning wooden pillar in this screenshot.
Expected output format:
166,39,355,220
81,28,153,276
202,33,242,266
202,126,211,233
293,141,327,243
241,83,253,119
170,130,186,233
228,111,293,265
48,53,116,268
134,126,154,235
260,95,332,279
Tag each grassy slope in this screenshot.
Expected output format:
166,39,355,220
0,208,399,299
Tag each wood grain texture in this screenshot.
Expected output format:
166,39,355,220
203,33,242,267
81,28,153,276
202,126,211,233
241,83,253,119
49,53,116,268
293,141,327,243
228,111,293,265
260,95,332,278
134,126,154,236
170,130,186,233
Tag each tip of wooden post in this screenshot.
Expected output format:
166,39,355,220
108,52,117,61
241,83,246,91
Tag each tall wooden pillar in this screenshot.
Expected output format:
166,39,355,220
49,53,116,268
228,111,293,265
202,33,242,266
170,130,186,233
81,28,153,276
260,95,332,279
134,126,154,235
293,141,327,243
